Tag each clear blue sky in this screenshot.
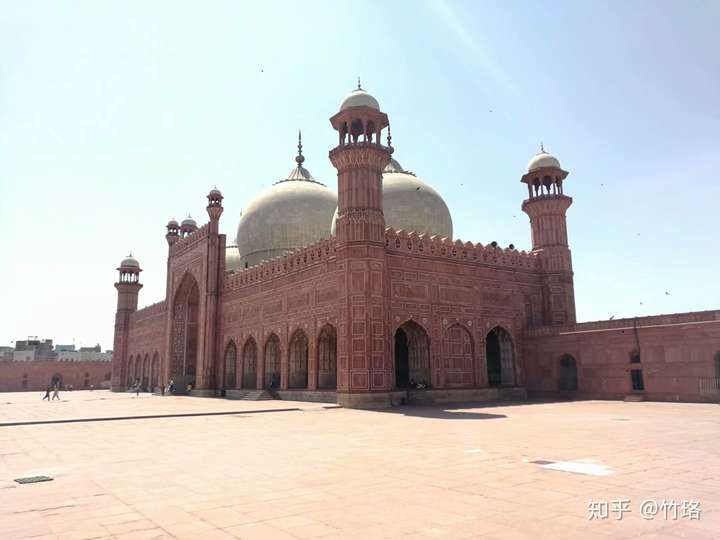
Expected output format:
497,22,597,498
1,1,718,349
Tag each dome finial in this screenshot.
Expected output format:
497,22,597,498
296,129,305,166
357,76,361,90
387,123,392,147
540,141,545,153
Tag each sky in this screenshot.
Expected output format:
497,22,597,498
1,0,719,349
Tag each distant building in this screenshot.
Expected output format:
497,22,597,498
0,338,114,391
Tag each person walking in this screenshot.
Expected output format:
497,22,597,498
134,379,140,397
168,379,175,395
51,384,60,401
42,386,51,401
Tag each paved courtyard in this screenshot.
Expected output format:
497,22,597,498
1,391,719,540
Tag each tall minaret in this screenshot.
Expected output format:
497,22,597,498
111,254,143,390
329,82,393,407
521,146,576,325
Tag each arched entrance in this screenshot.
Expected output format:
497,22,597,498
558,354,578,391
264,334,281,389
242,338,258,388
289,330,308,389
486,326,515,386
134,358,141,386
151,353,160,390
142,354,150,391
170,273,200,391
317,325,337,389
127,356,134,387
223,342,237,390
51,373,63,388
394,321,431,389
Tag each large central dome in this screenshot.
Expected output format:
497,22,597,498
235,137,337,268
331,157,453,239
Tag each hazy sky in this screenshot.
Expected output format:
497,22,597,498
1,1,718,349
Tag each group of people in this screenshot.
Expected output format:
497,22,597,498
41,384,61,401
409,379,430,389
131,378,193,397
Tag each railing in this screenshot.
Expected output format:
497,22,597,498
699,377,720,399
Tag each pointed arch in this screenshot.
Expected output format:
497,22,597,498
223,341,238,390
289,329,309,389
142,354,150,391
151,352,160,390
317,324,337,389
486,326,515,386
559,354,578,391
170,272,200,390
394,320,430,389
264,334,281,389
127,356,134,387
134,356,141,385
242,337,258,389
441,323,475,388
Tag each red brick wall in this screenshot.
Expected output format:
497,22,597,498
524,311,720,402
0,361,113,392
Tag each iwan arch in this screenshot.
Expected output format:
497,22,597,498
111,86,720,407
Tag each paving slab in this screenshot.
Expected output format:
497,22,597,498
1,391,718,539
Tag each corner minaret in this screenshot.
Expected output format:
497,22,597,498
329,82,392,244
329,83,394,407
521,146,576,325
111,254,143,390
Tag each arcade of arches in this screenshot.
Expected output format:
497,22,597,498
394,321,518,390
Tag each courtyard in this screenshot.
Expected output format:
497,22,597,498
1,392,719,539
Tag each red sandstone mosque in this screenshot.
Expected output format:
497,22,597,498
111,85,720,407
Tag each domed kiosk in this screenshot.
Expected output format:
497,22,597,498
331,157,453,239
235,134,337,268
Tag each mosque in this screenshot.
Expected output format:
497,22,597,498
111,86,720,407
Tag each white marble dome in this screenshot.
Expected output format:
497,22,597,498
225,244,242,272
331,158,453,239
120,254,139,268
527,150,561,172
340,87,380,111
236,156,337,269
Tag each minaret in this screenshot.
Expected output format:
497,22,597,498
329,82,393,407
204,187,224,392
521,146,576,325
111,254,143,390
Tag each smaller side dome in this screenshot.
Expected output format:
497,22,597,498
340,83,380,111
167,218,179,228
225,244,243,272
181,215,197,228
120,254,139,268
528,146,561,172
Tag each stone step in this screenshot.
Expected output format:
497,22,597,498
624,394,646,402
226,389,276,401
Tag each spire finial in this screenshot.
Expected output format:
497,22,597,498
357,76,361,90
296,129,305,166
540,141,545,153
387,124,392,147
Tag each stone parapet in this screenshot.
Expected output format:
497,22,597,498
384,228,539,270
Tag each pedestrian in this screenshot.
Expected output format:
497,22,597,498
168,379,175,394
51,384,60,401
160,384,165,396
135,379,140,397
42,386,51,401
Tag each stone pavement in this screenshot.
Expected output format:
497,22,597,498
1,391,719,539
